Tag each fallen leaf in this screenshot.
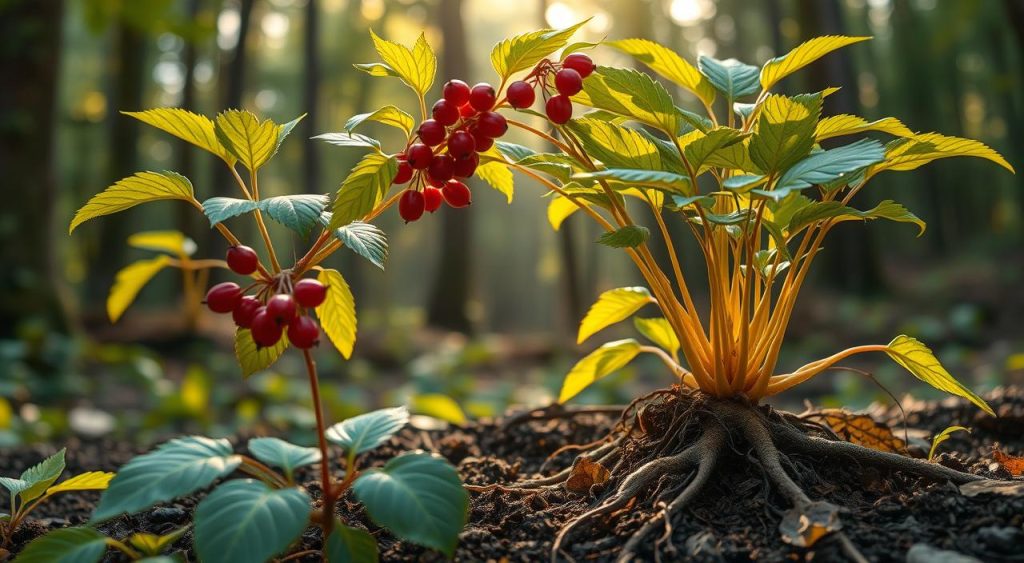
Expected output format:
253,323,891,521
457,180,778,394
565,457,610,493
808,408,906,453
779,500,841,547
959,480,1024,497
992,449,1024,476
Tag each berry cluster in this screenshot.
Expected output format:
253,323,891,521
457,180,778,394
506,53,595,124
205,245,326,349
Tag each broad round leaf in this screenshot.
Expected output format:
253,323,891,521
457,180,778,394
353,452,468,556
193,480,311,563
247,437,321,477
326,523,379,563
91,436,241,523
14,527,107,563
326,406,409,455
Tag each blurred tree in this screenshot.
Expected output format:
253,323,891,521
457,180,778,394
303,0,321,195
176,0,206,247
214,0,255,215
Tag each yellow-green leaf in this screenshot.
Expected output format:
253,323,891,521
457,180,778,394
815,114,914,141
928,425,969,461
874,133,1015,174
578,287,654,344
45,472,115,496
107,256,171,323
127,230,196,257
475,161,514,203
128,526,189,557
70,171,194,233
566,118,663,171
548,196,582,231
214,110,292,172
559,339,641,403
760,35,871,91
749,93,821,174
369,31,436,96
633,317,679,356
329,152,397,229
885,335,994,416
235,328,289,378
123,108,235,164
316,269,356,359
345,105,415,137
411,394,467,426
577,67,679,134
606,38,716,108
491,21,588,80
682,126,749,170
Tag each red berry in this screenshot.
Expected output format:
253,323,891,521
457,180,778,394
443,79,471,106
428,154,455,183
251,309,282,347
555,68,583,96
423,187,443,212
426,173,446,188
470,128,493,152
399,189,425,222
393,159,413,184
442,180,472,208
206,282,242,313
266,294,297,325
287,315,320,349
406,143,433,169
293,279,327,308
447,130,476,159
507,80,536,108
432,99,460,126
546,95,573,124
563,53,595,78
453,153,479,178
232,296,261,328
458,103,477,119
469,83,496,111
476,111,508,138
225,245,259,275
418,120,446,146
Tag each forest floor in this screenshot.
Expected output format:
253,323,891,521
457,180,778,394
3,387,1023,562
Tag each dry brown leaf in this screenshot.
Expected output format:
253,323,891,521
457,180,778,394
992,449,1024,476
565,457,611,493
810,408,907,453
779,501,841,547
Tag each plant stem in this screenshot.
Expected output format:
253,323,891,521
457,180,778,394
302,348,336,549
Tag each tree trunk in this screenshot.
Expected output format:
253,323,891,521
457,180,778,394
303,0,321,195
177,0,204,246
214,0,255,207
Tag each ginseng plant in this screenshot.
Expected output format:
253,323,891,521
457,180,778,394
324,24,1014,561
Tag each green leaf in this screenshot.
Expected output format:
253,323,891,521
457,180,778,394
353,452,468,556
475,160,514,203
352,62,399,78
577,67,679,134
257,194,330,237
578,287,654,344
815,114,914,141
193,480,311,563
633,317,679,356
326,523,379,563
410,394,467,426
490,20,587,80
201,197,258,226
705,138,762,173
14,527,107,563
873,132,1015,174
326,406,409,455
329,153,397,229
235,328,289,378
559,339,642,403
760,35,871,91
127,527,189,557
606,38,716,107
127,231,196,257
0,477,30,496
69,171,194,233
512,153,576,183
697,56,760,100
885,335,994,416
776,138,885,191
214,109,291,172
928,426,970,461
788,199,925,236
315,269,357,359
313,132,382,150
749,93,822,175
320,217,388,270
666,194,715,211
682,127,749,170
247,437,321,480
722,174,767,192
368,31,436,96
345,105,414,137
91,436,242,522
566,118,663,171
494,141,536,162
596,225,650,248
107,256,171,323
19,448,66,503
123,108,234,164
573,169,691,195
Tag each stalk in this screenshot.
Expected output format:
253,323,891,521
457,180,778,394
302,349,336,550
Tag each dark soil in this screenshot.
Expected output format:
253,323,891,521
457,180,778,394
2,387,1023,562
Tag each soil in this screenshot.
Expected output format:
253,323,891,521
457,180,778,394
2,387,1023,563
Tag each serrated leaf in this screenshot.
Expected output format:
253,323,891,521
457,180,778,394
513,153,576,182
123,108,234,164
682,126,749,170
326,406,409,455
315,269,356,359
345,105,415,137
106,256,171,323
494,141,536,162
313,132,382,150
326,523,379,563
597,225,650,248
320,218,388,270
0,477,29,496
476,161,514,203
91,436,242,522
368,31,436,96
329,152,397,229
491,21,587,79
606,38,716,107
566,118,663,171
698,56,760,100
353,452,468,556
559,339,642,403
234,328,289,378
873,133,1015,174
788,199,925,236
201,197,258,226
247,437,321,479
578,287,653,344
705,138,762,173
19,449,66,503
815,114,914,141
14,527,107,563
127,231,196,257
193,480,311,563
69,171,194,233
885,335,994,416
257,194,330,236
573,169,691,195
775,138,885,191
214,110,288,172
633,317,679,356
45,472,114,496
750,93,821,175
760,35,871,91
411,394,467,425
578,67,679,134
